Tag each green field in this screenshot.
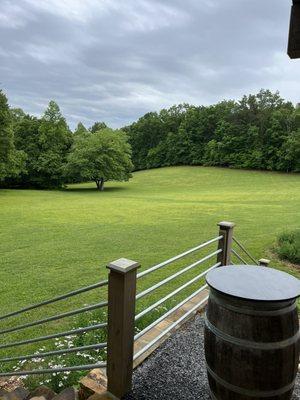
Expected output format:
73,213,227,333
0,166,300,361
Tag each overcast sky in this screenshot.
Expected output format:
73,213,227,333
0,0,299,129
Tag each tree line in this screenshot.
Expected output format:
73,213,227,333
0,89,299,191
124,89,300,173
0,91,132,190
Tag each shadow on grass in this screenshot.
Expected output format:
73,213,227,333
64,186,127,193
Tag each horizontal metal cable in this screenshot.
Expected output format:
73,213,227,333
134,295,209,361
135,262,221,321
0,362,107,377
0,342,107,363
0,323,107,350
0,280,108,322
232,237,258,265
135,278,211,341
136,250,221,300
231,249,247,265
137,236,222,279
0,301,108,336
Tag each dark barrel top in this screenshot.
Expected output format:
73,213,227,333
206,265,300,302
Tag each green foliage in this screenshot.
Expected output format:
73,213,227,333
65,128,133,190
36,101,73,188
126,90,299,173
6,101,72,188
0,91,25,180
74,122,88,137
89,121,107,133
1,88,299,189
276,230,300,265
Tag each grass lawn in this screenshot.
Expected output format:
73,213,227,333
0,166,299,362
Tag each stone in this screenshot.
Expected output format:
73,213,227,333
28,386,56,400
0,387,29,400
51,388,77,400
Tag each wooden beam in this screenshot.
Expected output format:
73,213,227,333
217,222,235,266
288,3,300,58
106,258,140,399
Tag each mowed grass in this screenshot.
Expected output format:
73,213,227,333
0,166,300,360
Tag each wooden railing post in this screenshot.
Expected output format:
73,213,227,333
106,258,140,399
259,258,270,267
217,221,235,266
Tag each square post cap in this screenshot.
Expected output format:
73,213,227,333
107,258,140,274
259,258,270,267
217,221,235,229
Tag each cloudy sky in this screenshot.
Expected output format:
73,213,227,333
0,0,299,129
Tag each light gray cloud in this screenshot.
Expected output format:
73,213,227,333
0,0,299,129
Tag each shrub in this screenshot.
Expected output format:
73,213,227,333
276,230,300,265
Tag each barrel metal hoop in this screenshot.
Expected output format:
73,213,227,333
206,364,296,398
209,290,297,316
205,316,300,349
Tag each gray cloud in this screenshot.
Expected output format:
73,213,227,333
0,0,299,129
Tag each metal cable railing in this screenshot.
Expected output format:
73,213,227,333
136,249,221,300
0,301,108,336
0,342,107,363
0,279,108,321
0,279,108,377
231,249,248,265
232,237,259,265
0,323,107,350
135,262,221,321
135,261,220,342
137,236,222,279
0,234,227,378
134,295,209,361
134,236,223,351
0,362,107,377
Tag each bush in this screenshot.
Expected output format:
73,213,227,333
276,230,300,265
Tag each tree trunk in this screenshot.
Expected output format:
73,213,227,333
95,178,104,191
99,178,104,191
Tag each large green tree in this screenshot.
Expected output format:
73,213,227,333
0,91,25,181
36,101,72,188
65,128,133,190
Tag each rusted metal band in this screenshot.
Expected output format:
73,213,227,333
209,290,297,316
206,364,296,398
205,316,300,349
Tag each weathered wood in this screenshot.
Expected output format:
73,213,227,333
217,222,235,266
288,3,300,59
205,266,300,400
106,258,140,399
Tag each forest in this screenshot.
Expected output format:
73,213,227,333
0,89,299,190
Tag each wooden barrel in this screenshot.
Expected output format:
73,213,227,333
204,266,300,400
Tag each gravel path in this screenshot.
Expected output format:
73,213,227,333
125,315,300,400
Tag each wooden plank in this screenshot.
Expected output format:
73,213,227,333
106,259,140,399
288,4,300,58
217,222,235,266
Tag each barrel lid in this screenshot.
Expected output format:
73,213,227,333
206,266,300,301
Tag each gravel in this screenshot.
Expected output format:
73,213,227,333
124,315,300,400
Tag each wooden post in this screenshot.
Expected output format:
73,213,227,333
259,258,270,267
217,221,235,266
288,0,300,59
106,258,140,399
